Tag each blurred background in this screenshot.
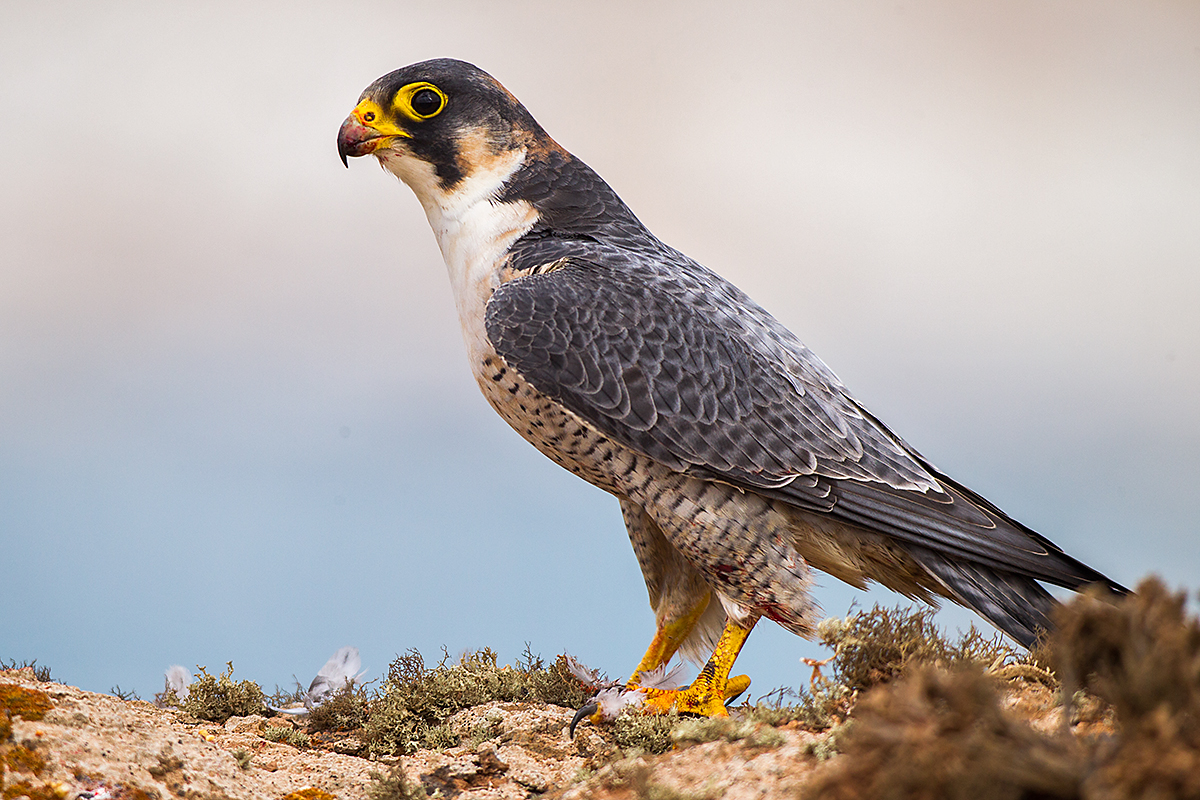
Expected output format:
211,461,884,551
2,0,1197,700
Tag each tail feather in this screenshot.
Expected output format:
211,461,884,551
912,546,1058,648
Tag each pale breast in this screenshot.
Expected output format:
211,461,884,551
473,347,636,495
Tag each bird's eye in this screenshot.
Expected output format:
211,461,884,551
410,88,444,118
393,82,447,122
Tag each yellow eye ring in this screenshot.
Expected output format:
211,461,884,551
394,82,447,121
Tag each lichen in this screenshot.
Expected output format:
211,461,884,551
670,717,785,749
748,684,854,732
0,687,53,722
180,663,265,723
362,647,589,756
262,726,310,749
280,788,336,800
610,709,678,755
365,764,427,800
231,749,251,771
306,684,367,733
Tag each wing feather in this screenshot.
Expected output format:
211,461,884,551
485,247,1124,593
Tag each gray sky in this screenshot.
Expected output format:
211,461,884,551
2,0,1198,700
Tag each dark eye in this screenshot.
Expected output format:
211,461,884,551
411,88,443,117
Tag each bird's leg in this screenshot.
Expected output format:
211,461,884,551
641,614,759,717
625,592,711,688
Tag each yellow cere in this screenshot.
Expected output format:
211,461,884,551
351,99,411,139
392,81,447,121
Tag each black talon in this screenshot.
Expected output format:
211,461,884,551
569,701,598,738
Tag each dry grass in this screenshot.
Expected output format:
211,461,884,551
805,577,1200,800
804,666,1082,799
817,604,1019,692
1054,578,1200,798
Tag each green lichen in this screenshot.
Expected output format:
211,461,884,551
365,764,427,800
671,716,785,750
804,718,853,762
747,684,854,732
262,726,310,748
610,709,679,755
231,749,252,771
180,663,266,723
363,647,589,756
307,684,367,733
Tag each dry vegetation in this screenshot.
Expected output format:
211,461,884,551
3,577,1198,799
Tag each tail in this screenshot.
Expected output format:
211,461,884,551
913,546,1125,648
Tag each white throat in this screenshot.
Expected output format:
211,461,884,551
376,143,539,367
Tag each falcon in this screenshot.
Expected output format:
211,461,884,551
336,59,1127,717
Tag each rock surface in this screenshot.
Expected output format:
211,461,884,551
0,667,1096,800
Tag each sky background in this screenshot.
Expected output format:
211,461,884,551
2,1,1198,701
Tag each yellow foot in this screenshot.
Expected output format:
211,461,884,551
638,673,751,717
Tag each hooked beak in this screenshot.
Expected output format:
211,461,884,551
337,114,380,168
337,99,411,167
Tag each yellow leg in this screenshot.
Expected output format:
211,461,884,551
625,593,711,687
643,615,759,717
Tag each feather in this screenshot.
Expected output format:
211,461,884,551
164,665,191,699
265,646,366,717
634,662,687,690
305,645,365,708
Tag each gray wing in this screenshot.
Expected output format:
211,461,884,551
484,253,1124,596
488,253,937,495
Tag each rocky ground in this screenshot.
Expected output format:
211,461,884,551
4,578,1197,799
0,666,1069,800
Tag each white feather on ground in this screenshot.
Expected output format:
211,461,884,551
164,665,191,699
564,654,613,690
305,645,365,707
266,646,366,716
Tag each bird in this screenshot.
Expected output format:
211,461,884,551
337,58,1127,718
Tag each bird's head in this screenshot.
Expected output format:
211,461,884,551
338,59,561,213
